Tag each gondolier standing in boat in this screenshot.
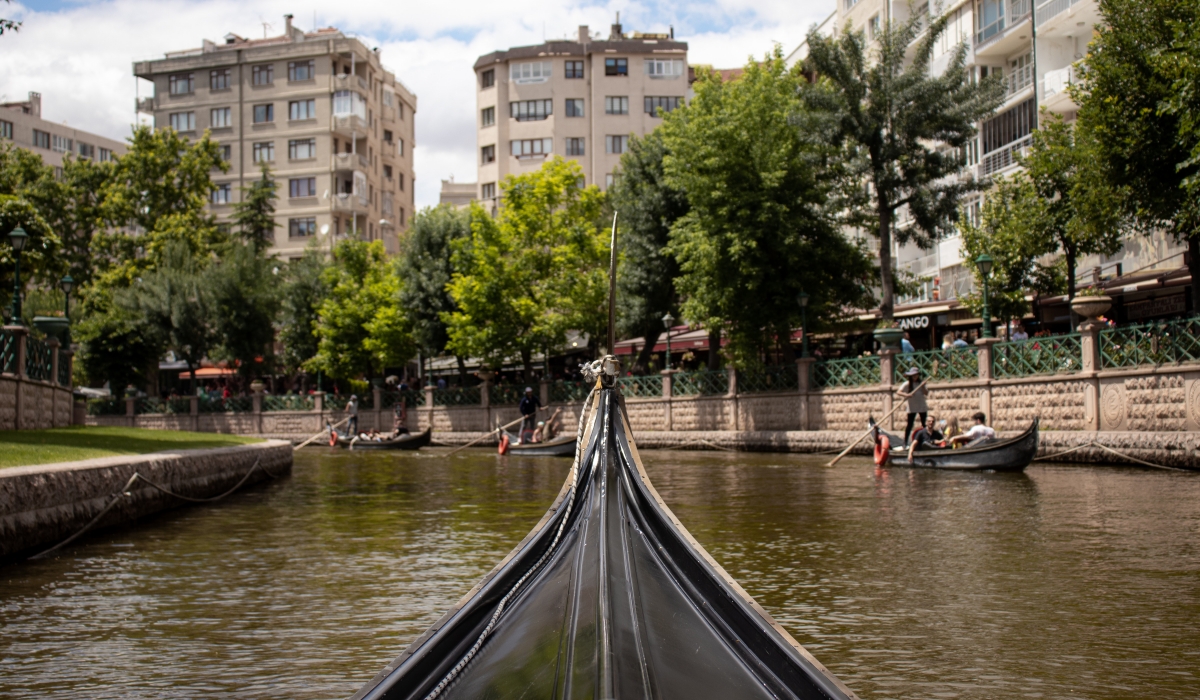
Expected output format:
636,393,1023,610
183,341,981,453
897,367,928,446
518,387,543,444
346,394,359,436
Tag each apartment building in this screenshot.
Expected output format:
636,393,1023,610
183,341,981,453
134,16,416,258
787,0,1176,334
0,92,126,171
475,16,688,207
439,179,477,209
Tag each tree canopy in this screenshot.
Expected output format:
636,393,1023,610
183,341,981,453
398,204,471,377
233,163,279,253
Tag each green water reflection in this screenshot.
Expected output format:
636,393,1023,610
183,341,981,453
1,448,1198,699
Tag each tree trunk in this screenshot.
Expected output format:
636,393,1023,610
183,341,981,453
1066,246,1077,331
189,366,196,396
521,347,533,382
1189,235,1200,316
707,329,722,370
633,321,661,374
456,355,468,385
878,199,895,320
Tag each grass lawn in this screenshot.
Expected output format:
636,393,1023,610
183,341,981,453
0,426,263,469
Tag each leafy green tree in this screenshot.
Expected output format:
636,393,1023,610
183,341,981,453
446,157,607,376
802,15,1005,320
661,51,874,364
207,243,282,379
0,194,60,319
610,130,686,372
398,205,471,380
1078,0,1200,311
233,163,279,253
278,249,328,375
1,0,20,35
75,304,161,393
308,239,414,380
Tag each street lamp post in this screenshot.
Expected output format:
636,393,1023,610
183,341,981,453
975,253,994,338
661,312,675,371
8,226,28,325
59,274,74,345
797,291,810,358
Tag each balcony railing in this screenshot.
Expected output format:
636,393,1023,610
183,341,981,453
1006,62,1034,98
1035,0,1081,28
333,152,369,170
332,194,368,212
1043,64,1078,98
978,135,1032,178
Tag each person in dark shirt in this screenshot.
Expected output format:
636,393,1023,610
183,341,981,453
518,387,542,444
907,416,944,463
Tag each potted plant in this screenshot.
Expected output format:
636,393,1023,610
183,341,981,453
872,320,905,349
32,313,69,342
250,379,265,393
1070,286,1113,322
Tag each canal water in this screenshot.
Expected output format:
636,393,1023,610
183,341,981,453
1,448,1198,699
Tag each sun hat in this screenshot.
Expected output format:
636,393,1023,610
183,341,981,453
905,367,920,376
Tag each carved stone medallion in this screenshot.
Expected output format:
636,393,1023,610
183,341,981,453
1101,384,1126,429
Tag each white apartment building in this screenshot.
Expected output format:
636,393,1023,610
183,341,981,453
0,92,126,170
134,16,416,259
789,0,1182,335
475,17,688,207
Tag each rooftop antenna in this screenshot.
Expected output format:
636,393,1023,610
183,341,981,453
262,21,272,38
607,212,618,353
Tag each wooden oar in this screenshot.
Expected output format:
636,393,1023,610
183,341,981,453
826,379,929,467
444,414,528,457
295,415,351,449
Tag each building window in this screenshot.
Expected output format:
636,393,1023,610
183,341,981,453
481,144,495,164
218,144,232,162
332,90,367,119
605,173,615,188
78,142,95,159
384,164,393,180
605,58,628,76
169,73,194,95
211,107,231,128
868,14,881,40
210,69,231,90
252,64,274,85
290,177,317,198
0,120,11,140
398,173,405,191
383,90,394,107
398,101,404,119
481,182,497,199
510,138,553,158
644,96,683,116
605,96,629,115
211,183,232,205
981,97,1036,153
481,106,495,126
845,0,860,7
288,138,316,160
510,99,552,121
52,134,74,153
399,208,406,226
289,217,317,238
605,135,628,154
253,141,275,163
383,129,393,144
565,60,584,79
99,147,112,162
253,104,274,123
32,129,50,149
565,137,585,156
397,139,404,156
169,112,195,132
288,60,315,81
565,99,584,117
645,59,684,78
289,99,316,120
510,61,552,83
481,69,495,88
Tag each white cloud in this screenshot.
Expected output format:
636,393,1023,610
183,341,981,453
2,0,829,209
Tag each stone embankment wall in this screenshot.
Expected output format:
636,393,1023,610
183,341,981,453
0,440,293,560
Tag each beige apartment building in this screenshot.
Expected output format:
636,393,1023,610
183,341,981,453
474,18,688,206
0,92,126,170
134,16,416,258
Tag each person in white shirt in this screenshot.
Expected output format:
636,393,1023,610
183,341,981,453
1011,325,1029,341
949,411,996,447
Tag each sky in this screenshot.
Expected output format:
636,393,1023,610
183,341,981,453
1,0,831,209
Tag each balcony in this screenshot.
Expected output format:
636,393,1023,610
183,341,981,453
136,97,155,113
974,0,1032,58
1041,64,1079,113
977,135,1032,178
332,152,369,171
1005,62,1034,101
331,113,367,136
1035,0,1080,28
900,253,940,279
332,193,368,213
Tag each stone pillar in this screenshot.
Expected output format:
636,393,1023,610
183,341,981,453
372,386,383,432
1079,321,1103,431
252,388,264,435
796,358,815,431
47,337,60,385
480,376,491,408
975,337,1001,425
424,384,436,432
190,394,200,432
539,378,550,408
880,349,897,430
46,338,60,428
726,366,738,431
313,391,326,435
6,326,28,430
6,325,28,379
125,394,136,428
661,370,673,431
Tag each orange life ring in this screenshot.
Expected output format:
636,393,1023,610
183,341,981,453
873,434,891,466
498,433,510,455
329,430,337,447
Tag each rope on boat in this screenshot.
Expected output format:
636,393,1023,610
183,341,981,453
28,456,278,560
1033,442,1191,472
421,369,603,700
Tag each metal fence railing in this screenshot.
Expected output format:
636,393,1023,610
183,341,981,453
894,348,979,384
1099,317,1200,369
58,355,71,386
381,389,425,409
489,384,524,406
433,386,481,406
738,364,799,394
135,397,192,414
618,374,664,398
263,394,315,411
1,328,17,375
25,336,53,382
812,356,882,388
86,397,125,416
197,395,254,413
993,334,1083,378
550,380,591,403
671,369,729,397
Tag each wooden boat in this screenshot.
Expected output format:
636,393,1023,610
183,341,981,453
500,430,576,457
352,373,857,700
869,418,1038,472
333,427,432,451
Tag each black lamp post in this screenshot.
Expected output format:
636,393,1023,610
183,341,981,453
797,291,810,358
59,274,74,346
975,253,994,338
8,226,28,325
661,312,675,371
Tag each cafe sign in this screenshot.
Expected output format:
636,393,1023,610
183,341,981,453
898,315,931,330
1126,294,1186,320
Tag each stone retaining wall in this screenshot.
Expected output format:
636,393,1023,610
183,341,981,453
0,440,293,561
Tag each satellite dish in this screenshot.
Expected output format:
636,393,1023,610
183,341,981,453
320,224,330,235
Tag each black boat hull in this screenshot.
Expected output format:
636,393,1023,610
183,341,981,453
334,428,432,451
501,431,576,457
872,418,1038,472
353,387,857,700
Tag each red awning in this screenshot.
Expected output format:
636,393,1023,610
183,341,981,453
178,367,236,379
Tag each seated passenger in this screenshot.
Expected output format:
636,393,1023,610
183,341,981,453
949,412,996,447
907,417,945,463
941,416,962,447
